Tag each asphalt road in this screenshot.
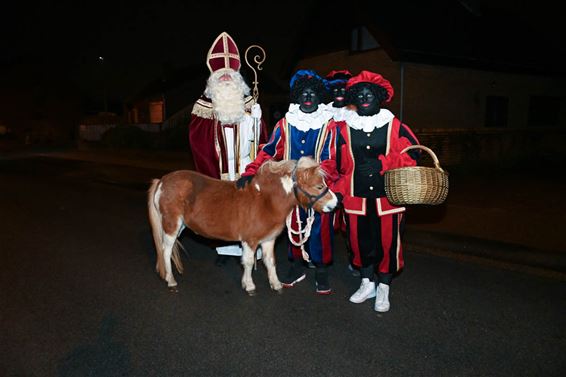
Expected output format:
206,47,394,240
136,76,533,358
1,157,565,377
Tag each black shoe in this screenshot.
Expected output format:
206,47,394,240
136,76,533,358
348,264,361,277
215,254,230,267
315,267,332,295
282,264,306,288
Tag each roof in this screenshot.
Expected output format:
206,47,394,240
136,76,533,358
129,0,566,110
298,0,566,76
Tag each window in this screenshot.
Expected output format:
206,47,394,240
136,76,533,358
149,101,164,123
350,26,379,52
528,96,560,127
129,108,139,124
485,96,508,128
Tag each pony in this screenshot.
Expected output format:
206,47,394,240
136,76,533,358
147,156,338,295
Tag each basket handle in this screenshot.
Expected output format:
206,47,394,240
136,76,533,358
400,145,445,173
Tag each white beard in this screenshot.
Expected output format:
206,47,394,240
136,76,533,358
204,70,250,125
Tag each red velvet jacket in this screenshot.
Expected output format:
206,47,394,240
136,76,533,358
330,117,419,217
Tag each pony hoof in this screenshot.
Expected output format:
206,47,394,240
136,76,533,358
246,289,257,296
275,288,284,295
168,286,178,293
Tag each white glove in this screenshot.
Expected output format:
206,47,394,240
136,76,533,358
251,103,262,119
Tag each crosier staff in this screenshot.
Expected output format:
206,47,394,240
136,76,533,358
244,44,266,160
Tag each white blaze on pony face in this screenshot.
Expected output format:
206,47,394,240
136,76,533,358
322,190,338,213
280,176,294,195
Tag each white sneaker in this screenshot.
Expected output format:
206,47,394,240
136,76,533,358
349,278,376,303
374,283,390,312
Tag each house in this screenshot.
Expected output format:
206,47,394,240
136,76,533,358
124,1,566,166
123,60,290,138
290,1,566,167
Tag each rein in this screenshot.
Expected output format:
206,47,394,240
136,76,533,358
286,206,314,262
285,161,328,262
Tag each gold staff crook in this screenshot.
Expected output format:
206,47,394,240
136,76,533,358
244,45,266,160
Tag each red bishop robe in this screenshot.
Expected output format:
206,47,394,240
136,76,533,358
188,95,268,179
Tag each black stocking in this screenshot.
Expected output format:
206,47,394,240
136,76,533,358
360,265,375,281
378,272,393,285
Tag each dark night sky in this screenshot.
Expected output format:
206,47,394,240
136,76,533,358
1,0,319,104
2,0,565,111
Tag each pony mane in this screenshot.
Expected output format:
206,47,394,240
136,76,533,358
257,156,324,179
298,156,326,179
258,159,296,176
296,156,318,170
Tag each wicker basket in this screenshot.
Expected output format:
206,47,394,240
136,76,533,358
384,145,449,205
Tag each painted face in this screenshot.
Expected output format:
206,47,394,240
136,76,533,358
354,86,380,116
299,87,320,113
331,85,347,108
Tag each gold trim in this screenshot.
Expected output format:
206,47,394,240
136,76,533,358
213,119,222,177
385,119,393,155
191,100,214,119
314,121,330,163
192,96,254,120
283,119,290,160
234,125,240,176
346,126,355,194
206,32,240,73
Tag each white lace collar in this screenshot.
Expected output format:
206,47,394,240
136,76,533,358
343,108,394,132
330,105,355,122
285,103,334,131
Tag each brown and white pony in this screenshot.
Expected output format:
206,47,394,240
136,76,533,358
147,156,337,295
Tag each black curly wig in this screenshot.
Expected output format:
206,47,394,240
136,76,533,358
327,72,352,89
290,76,330,104
345,82,389,106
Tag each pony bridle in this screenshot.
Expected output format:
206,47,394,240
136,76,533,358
287,162,330,262
291,165,329,210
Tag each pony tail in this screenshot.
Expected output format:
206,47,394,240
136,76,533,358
148,179,167,280
171,241,184,274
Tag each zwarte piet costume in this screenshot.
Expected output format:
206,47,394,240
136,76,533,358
240,69,338,294
332,70,420,312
